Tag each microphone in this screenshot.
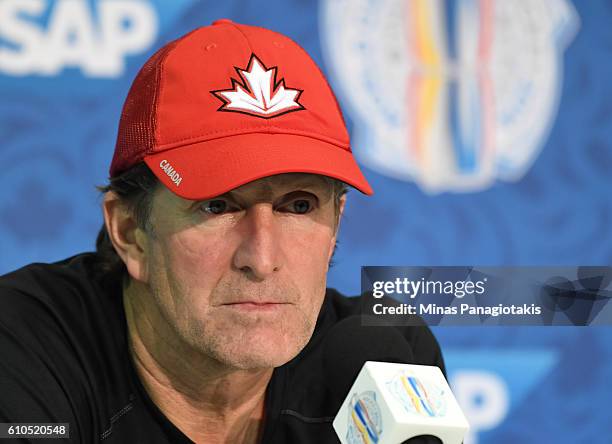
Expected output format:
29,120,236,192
323,316,469,444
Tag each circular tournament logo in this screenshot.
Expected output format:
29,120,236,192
320,0,579,193
387,371,447,418
346,391,383,444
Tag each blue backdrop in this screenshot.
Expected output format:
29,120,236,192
1,1,611,442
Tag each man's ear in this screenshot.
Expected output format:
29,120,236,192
337,193,347,222
328,193,347,263
102,192,149,283
334,193,347,232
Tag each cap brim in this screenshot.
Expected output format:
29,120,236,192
144,133,373,200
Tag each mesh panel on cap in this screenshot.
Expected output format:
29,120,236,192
110,42,178,176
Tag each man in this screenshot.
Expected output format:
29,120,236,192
0,20,444,443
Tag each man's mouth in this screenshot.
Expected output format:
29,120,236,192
221,301,290,312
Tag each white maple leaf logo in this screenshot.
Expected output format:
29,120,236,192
211,54,305,118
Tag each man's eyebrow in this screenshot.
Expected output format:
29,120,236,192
184,190,234,210
185,176,332,208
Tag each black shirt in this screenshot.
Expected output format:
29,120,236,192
0,254,445,443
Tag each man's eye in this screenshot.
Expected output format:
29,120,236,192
290,199,312,214
201,200,228,214
278,193,318,214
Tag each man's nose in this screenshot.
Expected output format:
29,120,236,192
232,204,282,281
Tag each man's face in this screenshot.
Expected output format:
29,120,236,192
137,173,343,370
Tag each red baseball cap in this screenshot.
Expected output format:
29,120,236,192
110,19,373,200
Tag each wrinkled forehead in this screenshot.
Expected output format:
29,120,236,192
230,173,334,196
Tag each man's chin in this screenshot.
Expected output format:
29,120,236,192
212,330,311,370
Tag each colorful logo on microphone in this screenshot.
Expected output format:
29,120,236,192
346,391,383,444
387,371,447,418
321,0,579,193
